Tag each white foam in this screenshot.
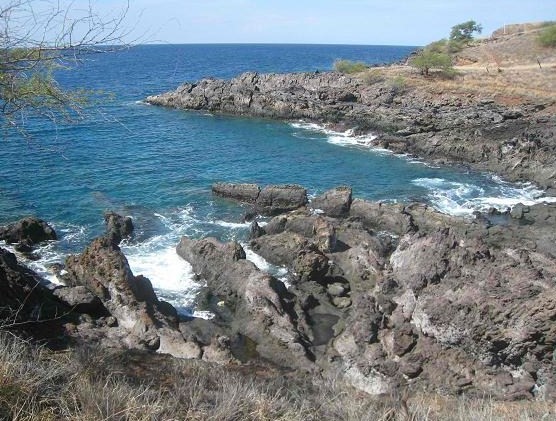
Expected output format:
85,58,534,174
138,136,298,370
210,220,250,229
412,177,556,216
290,120,395,153
242,244,289,284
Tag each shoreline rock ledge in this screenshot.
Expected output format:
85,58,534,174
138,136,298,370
175,183,556,400
146,71,556,190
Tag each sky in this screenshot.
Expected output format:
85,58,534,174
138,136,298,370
40,0,556,46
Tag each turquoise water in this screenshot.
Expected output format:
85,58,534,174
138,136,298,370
1,44,553,314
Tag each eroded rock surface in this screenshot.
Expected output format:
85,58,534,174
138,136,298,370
176,237,314,369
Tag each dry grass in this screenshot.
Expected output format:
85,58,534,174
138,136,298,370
0,332,554,420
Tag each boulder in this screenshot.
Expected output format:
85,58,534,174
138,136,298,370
0,247,66,321
176,236,313,369
311,186,353,218
0,217,57,245
52,285,108,317
64,236,201,357
104,211,134,245
255,184,308,216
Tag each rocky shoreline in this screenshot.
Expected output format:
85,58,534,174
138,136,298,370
2,183,556,401
146,71,556,191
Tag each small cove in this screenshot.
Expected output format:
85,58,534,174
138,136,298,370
1,44,554,314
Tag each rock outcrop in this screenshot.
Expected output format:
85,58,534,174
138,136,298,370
64,236,203,358
184,185,556,400
147,72,556,189
0,217,57,251
104,211,134,245
176,237,313,369
0,247,66,322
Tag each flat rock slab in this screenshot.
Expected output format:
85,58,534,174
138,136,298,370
212,182,308,215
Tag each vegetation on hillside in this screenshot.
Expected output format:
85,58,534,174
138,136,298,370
538,23,556,47
409,50,453,77
408,20,483,77
334,59,368,74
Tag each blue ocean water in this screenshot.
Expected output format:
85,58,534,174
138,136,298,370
1,44,553,314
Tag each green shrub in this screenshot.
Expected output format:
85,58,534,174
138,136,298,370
426,39,448,53
538,24,556,47
409,50,453,76
334,59,368,74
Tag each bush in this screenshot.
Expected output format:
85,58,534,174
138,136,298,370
334,59,368,74
409,50,453,76
360,69,385,85
538,24,556,47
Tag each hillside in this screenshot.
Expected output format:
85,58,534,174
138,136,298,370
384,23,556,106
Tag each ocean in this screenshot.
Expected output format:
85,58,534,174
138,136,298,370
1,44,553,316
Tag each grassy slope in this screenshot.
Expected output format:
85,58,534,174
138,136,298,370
0,332,555,420
358,25,556,110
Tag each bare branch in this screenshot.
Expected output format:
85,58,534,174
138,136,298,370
0,0,135,135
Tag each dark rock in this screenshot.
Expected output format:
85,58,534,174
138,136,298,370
0,217,57,245
293,249,329,283
510,203,529,219
249,221,265,239
104,211,134,245
14,240,33,253
52,286,108,317
212,182,260,203
0,247,67,322
311,186,353,217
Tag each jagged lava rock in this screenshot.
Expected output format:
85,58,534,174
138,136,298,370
64,236,201,357
176,236,314,369
104,211,134,245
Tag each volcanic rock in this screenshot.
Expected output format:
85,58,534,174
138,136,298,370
0,217,57,245
104,211,134,245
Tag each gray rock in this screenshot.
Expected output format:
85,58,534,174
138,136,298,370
255,184,308,216
52,285,108,317
212,182,261,203
311,186,353,217
104,211,134,245
176,236,313,369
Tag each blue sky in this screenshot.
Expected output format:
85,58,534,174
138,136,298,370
91,0,556,45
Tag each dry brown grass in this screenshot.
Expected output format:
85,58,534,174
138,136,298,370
0,332,555,420
356,25,556,109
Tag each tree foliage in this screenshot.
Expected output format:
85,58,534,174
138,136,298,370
449,20,482,43
409,50,453,76
0,0,131,134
